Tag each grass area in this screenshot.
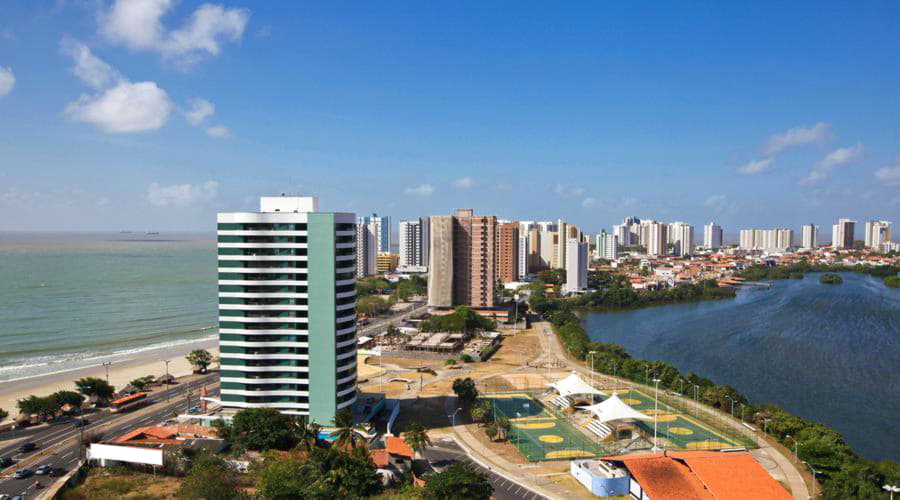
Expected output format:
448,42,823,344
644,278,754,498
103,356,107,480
61,467,180,500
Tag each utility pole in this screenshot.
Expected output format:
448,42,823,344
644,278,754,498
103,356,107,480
652,378,661,452
588,351,597,405
164,360,171,402
102,362,111,385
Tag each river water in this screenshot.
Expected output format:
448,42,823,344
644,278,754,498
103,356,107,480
581,272,900,461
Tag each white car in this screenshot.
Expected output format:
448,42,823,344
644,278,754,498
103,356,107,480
35,464,51,475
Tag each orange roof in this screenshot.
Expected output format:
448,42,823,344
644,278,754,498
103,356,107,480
370,449,389,468
115,426,176,443
386,436,414,458
606,451,790,500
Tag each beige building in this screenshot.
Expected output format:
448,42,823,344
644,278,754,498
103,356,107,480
376,252,399,273
496,221,519,284
427,209,498,308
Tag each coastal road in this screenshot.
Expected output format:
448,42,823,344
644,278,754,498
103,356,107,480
423,437,548,500
0,374,219,498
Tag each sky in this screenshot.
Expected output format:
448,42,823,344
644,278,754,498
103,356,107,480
0,1,899,234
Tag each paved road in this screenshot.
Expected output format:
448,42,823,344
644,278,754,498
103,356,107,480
423,436,548,500
0,374,219,498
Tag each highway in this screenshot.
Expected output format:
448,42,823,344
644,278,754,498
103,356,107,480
0,373,219,498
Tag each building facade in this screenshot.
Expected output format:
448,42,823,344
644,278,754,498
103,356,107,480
594,230,618,260
668,221,694,257
495,221,519,284
703,222,723,249
832,218,856,249
427,209,497,308
355,221,376,277
398,218,430,270
358,213,391,253
864,220,892,248
801,224,818,250
564,238,588,293
217,196,357,423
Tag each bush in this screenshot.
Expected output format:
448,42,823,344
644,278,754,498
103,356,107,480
444,358,457,366
884,275,900,288
820,273,843,284
460,354,473,363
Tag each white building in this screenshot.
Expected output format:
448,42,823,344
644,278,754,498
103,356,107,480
739,228,793,251
217,196,357,422
398,218,429,271
641,220,667,256
668,221,694,257
594,230,618,260
703,222,723,249
356,221,377,277
565,238,588,293
801,224,818,250
864,220,892,248
358,213,391,253
832,218,856,249
538,223,557,269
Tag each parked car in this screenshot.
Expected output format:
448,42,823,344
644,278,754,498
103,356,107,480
35,464,51,475
49,467,67,477
16,442,36,453
13,468,33,479
0,493,10,500
0,456,13,467
163,419,178,426
188,406,201,414
72,419,89,428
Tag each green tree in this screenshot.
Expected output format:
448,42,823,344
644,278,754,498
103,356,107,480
468,401,490,426
186,349,214,373
496,417,511,441
423,462,493,500
17,395,60,421
452,378,479,406
0,408,8,420
177,453,245,499
484,422,498,442
257,446,382,499
129,375,155,391
329,409,368,449
74,377,115,403
403,422,431,459
291,417,323,452
51,390,85,409
225,408,298,451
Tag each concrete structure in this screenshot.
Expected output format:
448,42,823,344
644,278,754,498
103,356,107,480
376,252,399,273
564,238,588,294
801,224,818,250
217,196,357,422
594,230,618,260
739,228,793,252
864,220,892,248
355,220,377,277
703,222,723,249
398,218,429,270
832,218,856,249
668,221,694,257
427,209,497,308
495,221,519,283
554,219,568,269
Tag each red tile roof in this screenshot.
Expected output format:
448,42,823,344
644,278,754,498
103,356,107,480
370,449,389,468
386,436,414,458
605,451,791,500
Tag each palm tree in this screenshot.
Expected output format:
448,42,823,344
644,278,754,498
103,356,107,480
292,417,323,452
328,409,367,449
403,422,432,459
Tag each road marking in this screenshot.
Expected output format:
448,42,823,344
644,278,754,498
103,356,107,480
61,452,73,460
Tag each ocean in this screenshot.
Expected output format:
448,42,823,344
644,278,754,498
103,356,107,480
0,232,217,383
581,272,900,461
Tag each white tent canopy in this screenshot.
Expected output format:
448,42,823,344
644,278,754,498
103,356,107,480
581,394,652,424
548,371,606,398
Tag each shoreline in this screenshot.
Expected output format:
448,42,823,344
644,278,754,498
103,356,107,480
0,337,218,425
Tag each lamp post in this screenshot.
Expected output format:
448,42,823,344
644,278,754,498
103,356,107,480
448,407,462,427
802,461,819,498
102,362,111,385
786,435,798,462
588,351,597,405
652,378,661,452
693,384,700,409
740,403,745,423
164,360,171,402
883,484,900,500
679,378,684,397
645,366,650,385
725,396,734,418
612,363,618,392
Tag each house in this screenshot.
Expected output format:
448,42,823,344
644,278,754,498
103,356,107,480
370,436,415,484
88,425,223,469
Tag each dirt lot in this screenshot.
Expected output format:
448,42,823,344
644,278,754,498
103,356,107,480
61,467,181,500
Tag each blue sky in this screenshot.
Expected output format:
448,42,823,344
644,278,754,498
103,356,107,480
0,1,898,234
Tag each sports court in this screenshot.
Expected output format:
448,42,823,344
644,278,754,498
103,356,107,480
485,393,610,462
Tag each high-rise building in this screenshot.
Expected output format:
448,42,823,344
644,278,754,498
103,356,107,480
538,223,557,269
495,221,519,284
668,221,694,257
864,221,892,248
641,220,667,256
517,234,529,280
801,224,818,250
564,238,588,294
832,218,856,249
376,252,399,273
427,209,498,308
555,219,568,269
358,213,391,253
217,196,357,423
703,222,723,249
594,230,618,260
739,228,793,251
355,221,376,277
398,218,430,270
612,216,641,246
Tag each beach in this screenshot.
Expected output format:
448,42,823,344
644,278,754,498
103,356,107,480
0,338,218,425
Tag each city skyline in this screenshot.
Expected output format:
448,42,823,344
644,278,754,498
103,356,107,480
1,1,900,232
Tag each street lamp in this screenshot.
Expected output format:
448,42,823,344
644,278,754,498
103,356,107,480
883,484,900,500
739,403,745,423
652,378,661,452
802,461,819,498
102,362,111,384
645,366,651,385
163,360,171,402
588,351,597,405
448,407,462,427
612,363,618,392
786,435,798,462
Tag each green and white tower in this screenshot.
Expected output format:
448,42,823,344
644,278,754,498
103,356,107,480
217,196,357,423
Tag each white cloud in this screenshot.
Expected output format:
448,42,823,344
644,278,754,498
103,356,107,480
554,183,585,198
764,122,831,155
452,177,474,189
65,80,173,133
61,38,122,89
205,125,231,139
621,196,639,208
185,98,215,125
146,180,218,207
581,197,596,208
403,184,435,197
875,160,900,186
0,66,15,98
737,158,775,175
802,142,863,185
705,194,727,211
99,0,249,66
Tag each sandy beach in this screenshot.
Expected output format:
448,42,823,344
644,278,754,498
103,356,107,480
0,339,218,425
